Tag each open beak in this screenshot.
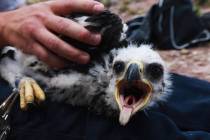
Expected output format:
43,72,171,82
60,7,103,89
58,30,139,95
114,62,153,125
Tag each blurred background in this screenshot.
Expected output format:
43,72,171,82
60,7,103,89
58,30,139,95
9,0,210,82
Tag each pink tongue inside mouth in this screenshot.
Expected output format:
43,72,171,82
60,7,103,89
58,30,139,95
124,95,136,106
119,96,136,125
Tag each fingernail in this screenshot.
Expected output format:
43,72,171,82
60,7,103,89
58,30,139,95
93,3,105,12
79,54,90,64
90,34,101,45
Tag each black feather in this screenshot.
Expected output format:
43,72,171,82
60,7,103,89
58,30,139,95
42,10,128,74
61,10,128,60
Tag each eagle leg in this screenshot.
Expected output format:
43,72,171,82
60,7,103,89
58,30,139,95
18,77,45,110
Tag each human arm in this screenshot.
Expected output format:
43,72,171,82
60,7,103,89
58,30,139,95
0,0,104,68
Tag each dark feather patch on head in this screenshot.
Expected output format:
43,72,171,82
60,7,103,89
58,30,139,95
53,10,128,73
61,10,128,60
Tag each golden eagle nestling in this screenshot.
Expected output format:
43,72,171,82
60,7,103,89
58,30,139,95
0,11,171,125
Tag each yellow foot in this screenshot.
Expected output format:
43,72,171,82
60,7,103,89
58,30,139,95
18,77,46,110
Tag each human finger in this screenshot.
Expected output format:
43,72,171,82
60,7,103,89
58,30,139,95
46,0,104,15
32,27,90,64
45,15,101,45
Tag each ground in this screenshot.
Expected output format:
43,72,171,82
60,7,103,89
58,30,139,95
28,0,210,82
104,0,210,82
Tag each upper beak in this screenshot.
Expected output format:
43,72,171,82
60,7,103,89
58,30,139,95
114,62,153,125
124,63,141,81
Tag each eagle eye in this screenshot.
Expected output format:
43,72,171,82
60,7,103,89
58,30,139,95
145,63,164,80
29,61,38,67
113,61,125,74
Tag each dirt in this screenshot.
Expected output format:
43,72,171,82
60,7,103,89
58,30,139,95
159,46,210,81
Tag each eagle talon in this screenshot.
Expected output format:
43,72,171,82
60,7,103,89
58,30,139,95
18,77,45,110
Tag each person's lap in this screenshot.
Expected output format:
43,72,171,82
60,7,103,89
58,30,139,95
1,74,210,140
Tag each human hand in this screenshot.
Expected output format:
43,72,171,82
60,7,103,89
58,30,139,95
0,0,104,68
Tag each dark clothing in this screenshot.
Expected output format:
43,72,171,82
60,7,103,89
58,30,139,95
0,0,24,12
126,0,210,49
1,74,210,140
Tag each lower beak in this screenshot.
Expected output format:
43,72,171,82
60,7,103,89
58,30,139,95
114,62,153,125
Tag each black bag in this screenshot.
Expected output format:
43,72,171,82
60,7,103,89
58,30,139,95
126,0,210,49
